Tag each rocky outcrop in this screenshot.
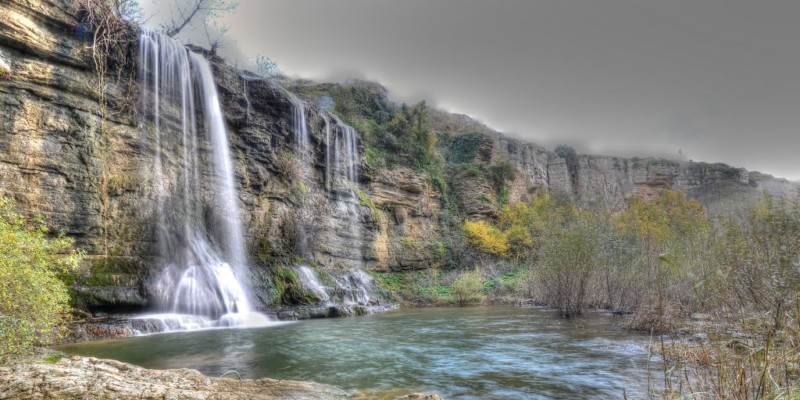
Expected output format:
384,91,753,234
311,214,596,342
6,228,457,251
368,167,441,270
486,135,797,212
0,356,348,399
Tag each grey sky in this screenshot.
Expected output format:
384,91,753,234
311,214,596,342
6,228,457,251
143,0,800,181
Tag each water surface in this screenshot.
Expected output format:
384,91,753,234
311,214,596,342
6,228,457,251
58,307,659,399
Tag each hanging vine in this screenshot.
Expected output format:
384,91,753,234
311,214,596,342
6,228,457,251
70,0,139,257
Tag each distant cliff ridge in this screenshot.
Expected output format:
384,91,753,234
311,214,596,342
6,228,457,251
0,0,796,312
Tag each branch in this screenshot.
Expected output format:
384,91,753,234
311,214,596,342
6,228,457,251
165,0,204,37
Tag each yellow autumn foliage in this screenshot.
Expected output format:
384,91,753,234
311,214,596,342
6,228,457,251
463,220,510,257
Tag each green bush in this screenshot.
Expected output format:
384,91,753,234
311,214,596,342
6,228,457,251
447,132,485,164
452,270,485,306
0,198,81,363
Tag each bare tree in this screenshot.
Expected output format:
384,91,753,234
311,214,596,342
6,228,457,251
201,19,228,56
162,0,238,38
108,0,143,23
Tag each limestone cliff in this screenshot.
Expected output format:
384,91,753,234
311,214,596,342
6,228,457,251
0,0,796,313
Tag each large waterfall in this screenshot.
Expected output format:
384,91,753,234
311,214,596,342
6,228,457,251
137,31,270,331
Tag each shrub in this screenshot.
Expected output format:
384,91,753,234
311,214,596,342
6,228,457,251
463,220,510,257
0,198,81,363
452,269,485,306
534,217,599,317
447,132,485,164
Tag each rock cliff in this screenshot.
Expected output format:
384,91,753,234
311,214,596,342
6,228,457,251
0,0,796,313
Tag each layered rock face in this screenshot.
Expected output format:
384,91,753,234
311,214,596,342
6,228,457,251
457,131,797,218
0,0,155,309
1,0,796,312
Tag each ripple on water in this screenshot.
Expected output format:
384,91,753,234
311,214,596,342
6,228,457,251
57,306,660,399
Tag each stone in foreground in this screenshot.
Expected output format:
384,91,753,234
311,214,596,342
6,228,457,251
0,356,348,400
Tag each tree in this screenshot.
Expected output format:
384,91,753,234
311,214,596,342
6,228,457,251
616,190,707,328
718,194,800,329
162,0,238,39
0,198,81,363
535,212,600,317
107,0,143,22
254,54,278,77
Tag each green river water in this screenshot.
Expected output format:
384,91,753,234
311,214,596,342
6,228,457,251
57,306,660,399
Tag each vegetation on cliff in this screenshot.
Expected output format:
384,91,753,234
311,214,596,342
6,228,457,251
0,198,82,363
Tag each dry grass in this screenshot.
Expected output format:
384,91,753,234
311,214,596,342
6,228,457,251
654,317,800,400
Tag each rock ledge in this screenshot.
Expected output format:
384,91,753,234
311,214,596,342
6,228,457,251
0,356,348,399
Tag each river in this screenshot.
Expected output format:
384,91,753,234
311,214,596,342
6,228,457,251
57,306,660,399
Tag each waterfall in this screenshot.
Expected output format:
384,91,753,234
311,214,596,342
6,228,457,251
294,266,330,303
138,31,270,331
327,116,363,260
334,269,375,306
290,94,310,170
242,76,251,121
292,265,380,307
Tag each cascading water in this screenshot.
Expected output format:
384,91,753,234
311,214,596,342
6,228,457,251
334,269,375,306
137,31,270,331
290,94,311,172
292,265,379,307
242,76,251,121
294,266,330,303
283,109,382,308
328,115,362,257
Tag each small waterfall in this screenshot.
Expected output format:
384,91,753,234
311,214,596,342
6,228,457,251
292,266,379,307
324,115,332,192
334,269,376,306
290,94,310,171
138,31,270,331
294,266,330,303
242,76,251,121
326,115,363,262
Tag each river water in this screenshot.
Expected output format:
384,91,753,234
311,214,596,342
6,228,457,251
57,307,660,399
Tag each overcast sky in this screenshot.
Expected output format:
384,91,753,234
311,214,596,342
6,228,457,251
143,0,800,181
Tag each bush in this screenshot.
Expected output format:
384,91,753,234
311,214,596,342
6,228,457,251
0,198,81,363
447,132,485,164
463,220,510,257
452,270,485,306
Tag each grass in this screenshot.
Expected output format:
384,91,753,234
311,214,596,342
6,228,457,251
41,354,64,364
374,266,529,306
652,312,800,399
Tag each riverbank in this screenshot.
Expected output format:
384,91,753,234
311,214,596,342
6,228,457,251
0,355,444,400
